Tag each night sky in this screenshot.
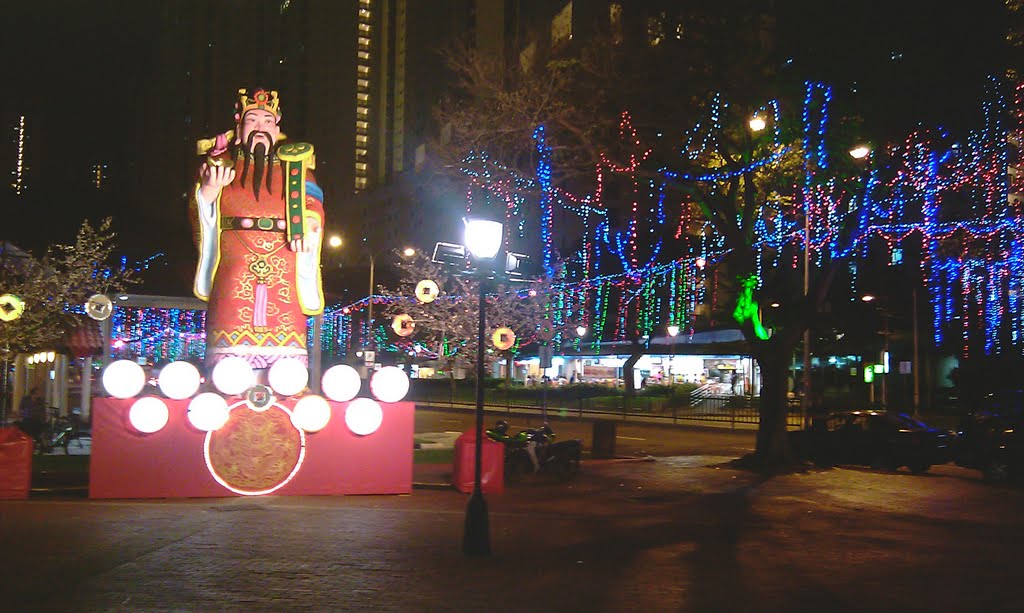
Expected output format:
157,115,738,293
1,1,1010,296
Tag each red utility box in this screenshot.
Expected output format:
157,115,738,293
0,427,33,499
452,429,504,494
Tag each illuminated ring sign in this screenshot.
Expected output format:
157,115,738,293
202,400,307,496
0,294,25,322
392,313,415,337
492,327,516,350
415,279,439,303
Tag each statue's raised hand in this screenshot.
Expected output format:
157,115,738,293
200,163,236,189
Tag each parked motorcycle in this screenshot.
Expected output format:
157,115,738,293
487,421,582,481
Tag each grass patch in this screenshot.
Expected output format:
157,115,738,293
414,448,453,465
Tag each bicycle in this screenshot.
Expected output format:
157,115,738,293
18,408,80,455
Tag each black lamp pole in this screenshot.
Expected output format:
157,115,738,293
463,269,491,555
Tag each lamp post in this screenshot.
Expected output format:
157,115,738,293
667,324,680,383
462,217,504,556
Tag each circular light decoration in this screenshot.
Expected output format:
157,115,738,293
157,361,201,400
392,313,415,337
128,397,169,434
345,397,383,435
321,364,362,402
211,356,256,396
0,294,25,322
268,358,309,397
187,393,230,431
369,366,410,403
492,327,516,350
85,293,113,321
291,394,331,432
102,359,146,399
414,279,439,303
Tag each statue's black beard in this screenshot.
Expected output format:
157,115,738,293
238,132,274,200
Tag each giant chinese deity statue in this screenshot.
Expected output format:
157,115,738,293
192,88,324,369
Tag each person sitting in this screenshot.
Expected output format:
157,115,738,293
16,387,46,440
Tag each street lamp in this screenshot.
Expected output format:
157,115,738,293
462,217,503,556
749,115,767,132
403,247,416,258
849,145,871,160
575,325,587,337
328,235,343,249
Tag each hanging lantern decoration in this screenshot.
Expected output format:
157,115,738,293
414,279,439,303
392,313,415,337
492,327,516,350
85,293,113,321
0,294,24,322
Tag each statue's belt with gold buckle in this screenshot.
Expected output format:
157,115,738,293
221,216,288,232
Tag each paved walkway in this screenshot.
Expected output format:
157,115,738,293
4,455,1023,611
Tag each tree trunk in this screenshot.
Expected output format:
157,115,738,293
622,343,644,398
751,345,797,471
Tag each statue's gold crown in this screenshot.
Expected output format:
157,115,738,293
236,88,281,119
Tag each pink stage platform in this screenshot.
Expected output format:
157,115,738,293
89,397,414,499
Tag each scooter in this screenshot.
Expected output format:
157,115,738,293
488,421,582,481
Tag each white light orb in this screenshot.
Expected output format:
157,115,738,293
464,219,504,259
321,364,362,402
129,397,169,434
102,359,147,399
187,393,230,431
291,394,332,433
370,366,410,403
345,397,383,435
268,358,309,397
212,357,256,396
158,361,201,399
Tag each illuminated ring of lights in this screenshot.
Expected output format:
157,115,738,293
492,327,516,350
414,279,439,303
392,313,415,337
202,401,307,496
0,294,25,322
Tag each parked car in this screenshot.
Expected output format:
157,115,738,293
952,410,1024,482
790,410,951,474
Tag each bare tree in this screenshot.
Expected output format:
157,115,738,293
0,218,138,352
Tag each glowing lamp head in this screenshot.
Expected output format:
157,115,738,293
464,218,503,260
849,145,871,160
102,359,147,399
157,361,201,400
328,235,343,248
576,325,587,337
129,397,169,434
211,356,256,396
267,358,309,397
749,116,766,132
695,257,706,269
370,366,410,403
291,395,332,433
187,393,230,431
667,325,680,337
321,364,362,402
345,397,383,435
403,247,416,257
861,294,876,302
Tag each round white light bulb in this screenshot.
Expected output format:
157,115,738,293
291,394,332,433
321,364,362,402
128,397,169,434
345,397,383,435
370,366,410,403
211,357,256,396
158,361,201,400
102,359,146,399
268,358,309,397
187,392,230,431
